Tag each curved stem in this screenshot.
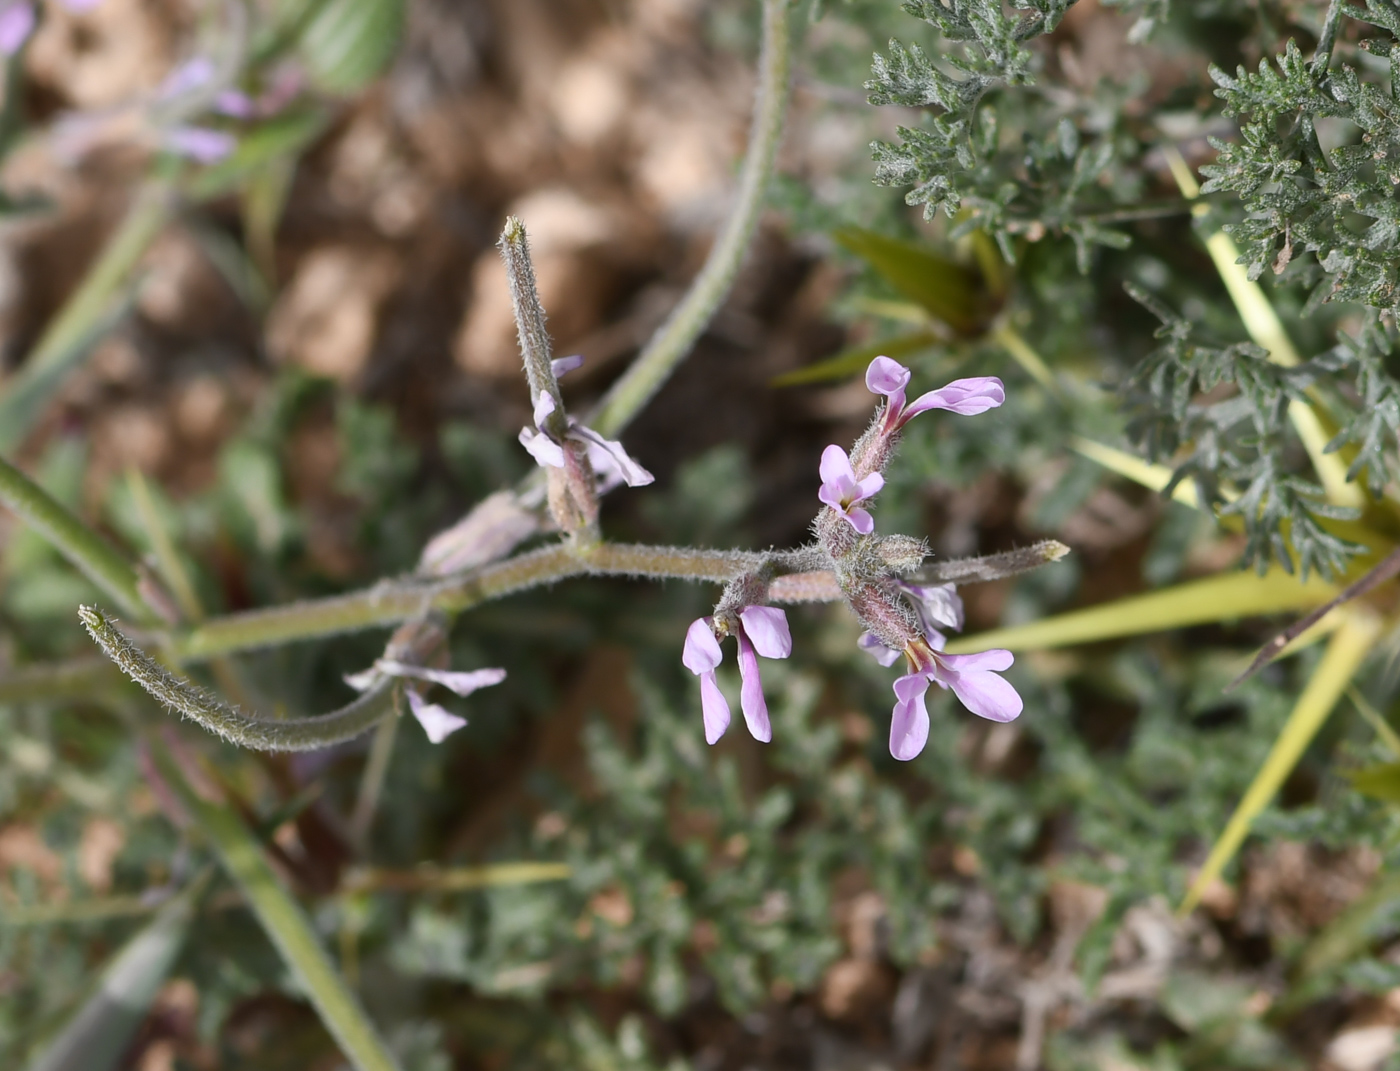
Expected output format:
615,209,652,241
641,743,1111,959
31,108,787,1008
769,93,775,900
81,606,396,751
587,0,791,439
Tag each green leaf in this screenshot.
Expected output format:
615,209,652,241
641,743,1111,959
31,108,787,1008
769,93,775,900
1348,761,1400,803
833,226,994,337
150,741,404,1071
945,567,1338,654
1180,609,1383,915
22,877,203,1071
186,109,329,203
299,0,405,95
771,330,939,386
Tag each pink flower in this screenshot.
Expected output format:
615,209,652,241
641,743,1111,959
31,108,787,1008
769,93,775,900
0,2,34,55
866,356,1005,432
818,444,884,534
682,607,792,744
518,357,653,489
163,126,237,162
344,660,506,744
889,645,1022,761
858,581,962,666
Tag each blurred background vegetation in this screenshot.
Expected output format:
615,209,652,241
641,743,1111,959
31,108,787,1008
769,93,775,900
7,0,1400,1068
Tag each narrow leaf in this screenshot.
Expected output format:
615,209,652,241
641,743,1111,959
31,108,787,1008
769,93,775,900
944,567,1338,654
772,330,939,386
1070,435,1220,509
833,227,994,336
1180,609,1383,916
1348,761,1400,803
23,878,202,1071
150,740,404,1071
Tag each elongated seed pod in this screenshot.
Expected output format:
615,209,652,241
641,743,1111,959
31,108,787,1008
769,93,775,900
79,606,394,751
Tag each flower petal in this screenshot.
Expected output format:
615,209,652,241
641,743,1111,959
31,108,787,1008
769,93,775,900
699,671,731,744
406,690,468,743
857,632,902,667
865,356,911,397
844,506,874,535
739,605,792,659
159,57,215,99
163,127,237,163
532,391,557,427
889,673,931,761
343,665,381,692
900,581,965,632
376,661,506,696
901,377,1006,420
852,471,885,503
519,426,566,468
0,3,35,54
682,617,724,675
937,648,1014,674
551,354,584,378
948,670,1023,723
571,424,654,487
819,444,856,491
735,630,772,742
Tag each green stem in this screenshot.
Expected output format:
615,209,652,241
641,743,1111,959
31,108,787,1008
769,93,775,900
0,454,153,622
149,741,403,1071
173,542,775,661
587,0,791,438
0,186,172,453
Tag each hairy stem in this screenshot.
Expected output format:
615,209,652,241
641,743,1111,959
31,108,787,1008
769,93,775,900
81,606,397,751
0,454,155,622
587,0,791,438
499,217,564,427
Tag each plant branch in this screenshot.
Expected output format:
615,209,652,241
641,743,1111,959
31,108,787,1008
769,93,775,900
586,0,791,439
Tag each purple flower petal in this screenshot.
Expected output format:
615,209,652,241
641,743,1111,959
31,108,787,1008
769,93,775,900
901,377,1006,420
866,356,911,397
164,127,237,163
937,648,1014,674
699,671,731,744
819,443,856,490
215,89,256,118
159,57,215,99
0,3,34,56
858,632,902,667
739,605,792,659
735,629,772,742
58,0,102,10
571,424,654,487
406,690,468,743
376,661,506,696
551,354,584,378
519,426,566,468
853,471,885,500
890,673,931,760
899,581,964,632
845,506,874,534
948,669,1023,723
533,391,556,427
682,617,723,674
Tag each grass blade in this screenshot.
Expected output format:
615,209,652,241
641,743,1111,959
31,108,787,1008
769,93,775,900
22,877,204,1071
771,330,939,386
0,455,153,621
944,567,1338,654
150,740,404,1071
1179,608,1383,915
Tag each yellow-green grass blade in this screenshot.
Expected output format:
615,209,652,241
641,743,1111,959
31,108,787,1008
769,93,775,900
151,741,403,1071
944,567,1338,654
1163,147,1361,509
1179,608,1383,916
1349,686,1400,758
772,329,939,387
343,861,572,893
1070,436,1215,510
22,876,204,1071
993,323,1058,395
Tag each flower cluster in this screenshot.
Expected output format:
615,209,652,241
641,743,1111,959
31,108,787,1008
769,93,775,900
683,356,1022,761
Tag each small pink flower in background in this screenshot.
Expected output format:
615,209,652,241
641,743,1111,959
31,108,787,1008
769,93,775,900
889,644,1021,761
345,660,506,744
866,356,1005,431
0,2,34,55
682,606,792,744
163,126,236,163
518,356,654,489
818,444,884,533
